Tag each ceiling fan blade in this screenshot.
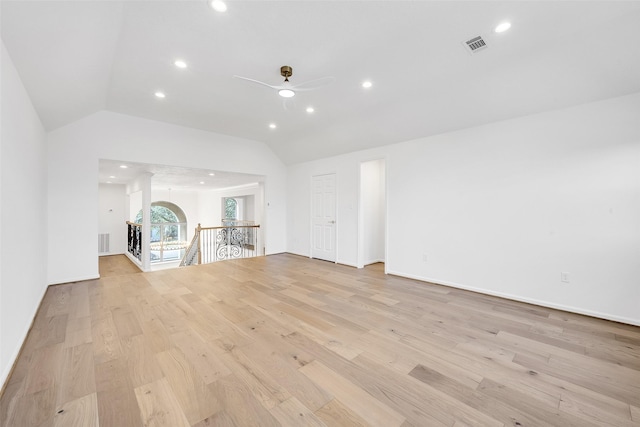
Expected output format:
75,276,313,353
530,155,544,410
291,76,335,92
233,75,279,90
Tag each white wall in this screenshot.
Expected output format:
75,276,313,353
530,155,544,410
288,150,387,267
128,189,142,222
47,111,286,285
199,184,264,253
1,42,48,385
199,184,263,226
287,93,640,325
98,183,127,255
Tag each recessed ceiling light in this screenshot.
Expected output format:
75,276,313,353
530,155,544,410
209,173,216,176
210,0,227,12
200,181,205,185
155,91,166,98
174,60,187,69
306,107,315,113
495,22,511,33
269,123,277,129
120,165,128,169
109,176,116,179
362,81,373,89
106,181,112,184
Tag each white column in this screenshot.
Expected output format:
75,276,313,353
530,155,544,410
140,173,153,271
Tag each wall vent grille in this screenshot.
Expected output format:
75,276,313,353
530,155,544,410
463,35,487,53
99,233,110,253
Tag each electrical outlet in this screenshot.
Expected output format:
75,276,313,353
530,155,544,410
422,253,428,263
561,272,570,283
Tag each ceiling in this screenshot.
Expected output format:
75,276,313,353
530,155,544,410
3,1,640,166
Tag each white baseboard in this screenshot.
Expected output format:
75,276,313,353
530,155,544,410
284,250,309,258
99,251,125,257
337,260,358,268
48,274,100,286
386,269,640,327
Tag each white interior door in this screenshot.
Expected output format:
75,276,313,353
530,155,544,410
311,174,336,262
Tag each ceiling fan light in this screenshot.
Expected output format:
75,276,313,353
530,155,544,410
278,89,295,98
210,0,227,12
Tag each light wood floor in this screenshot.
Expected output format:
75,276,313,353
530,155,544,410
98,254,142,278
2,254,639,426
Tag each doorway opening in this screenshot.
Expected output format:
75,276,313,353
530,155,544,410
358,159,386,269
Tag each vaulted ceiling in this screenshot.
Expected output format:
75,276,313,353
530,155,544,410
3,1,640,165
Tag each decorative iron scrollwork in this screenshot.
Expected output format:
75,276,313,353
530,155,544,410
215,227,246,260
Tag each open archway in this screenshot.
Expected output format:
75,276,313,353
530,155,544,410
136,201,188,263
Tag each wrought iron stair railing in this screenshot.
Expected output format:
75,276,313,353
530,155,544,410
126,221,142,262
180,223,260,267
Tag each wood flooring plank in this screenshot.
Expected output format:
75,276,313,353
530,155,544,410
299,360,406,427
209,374,281,427
513,353,640,407
134,378,191,427
155,347,223,425
90,310,122,364
279,286,328,308
314,398,370,427
53,392,99,427
94,358,131,392
269,397,327,427
240,340,333,411
558,389,638,427
44,285,73,318
99,254,141,277
139,317,173,354
112,306,144,338
217,346,291,409
56,343,96,407
356,330,483,387
120,335,165,388
63,315,92,348
478,378,600,427
408,363,554,427
352,353,502,427
370,293,400,306
170,329,232,384
22,314,68,353
5,386,56,427
23,343,63,395
96,386,143,427
0,380,25,426
192,410,238,427
68,283,91,320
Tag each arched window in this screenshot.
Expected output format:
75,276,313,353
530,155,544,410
135,205,179,225
136,202,188,263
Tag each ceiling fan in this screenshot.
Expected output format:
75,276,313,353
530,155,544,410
233,66,334,98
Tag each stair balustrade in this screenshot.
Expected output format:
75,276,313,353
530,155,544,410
180,223,260,267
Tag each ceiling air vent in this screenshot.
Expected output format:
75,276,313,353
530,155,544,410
463,35,487,53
